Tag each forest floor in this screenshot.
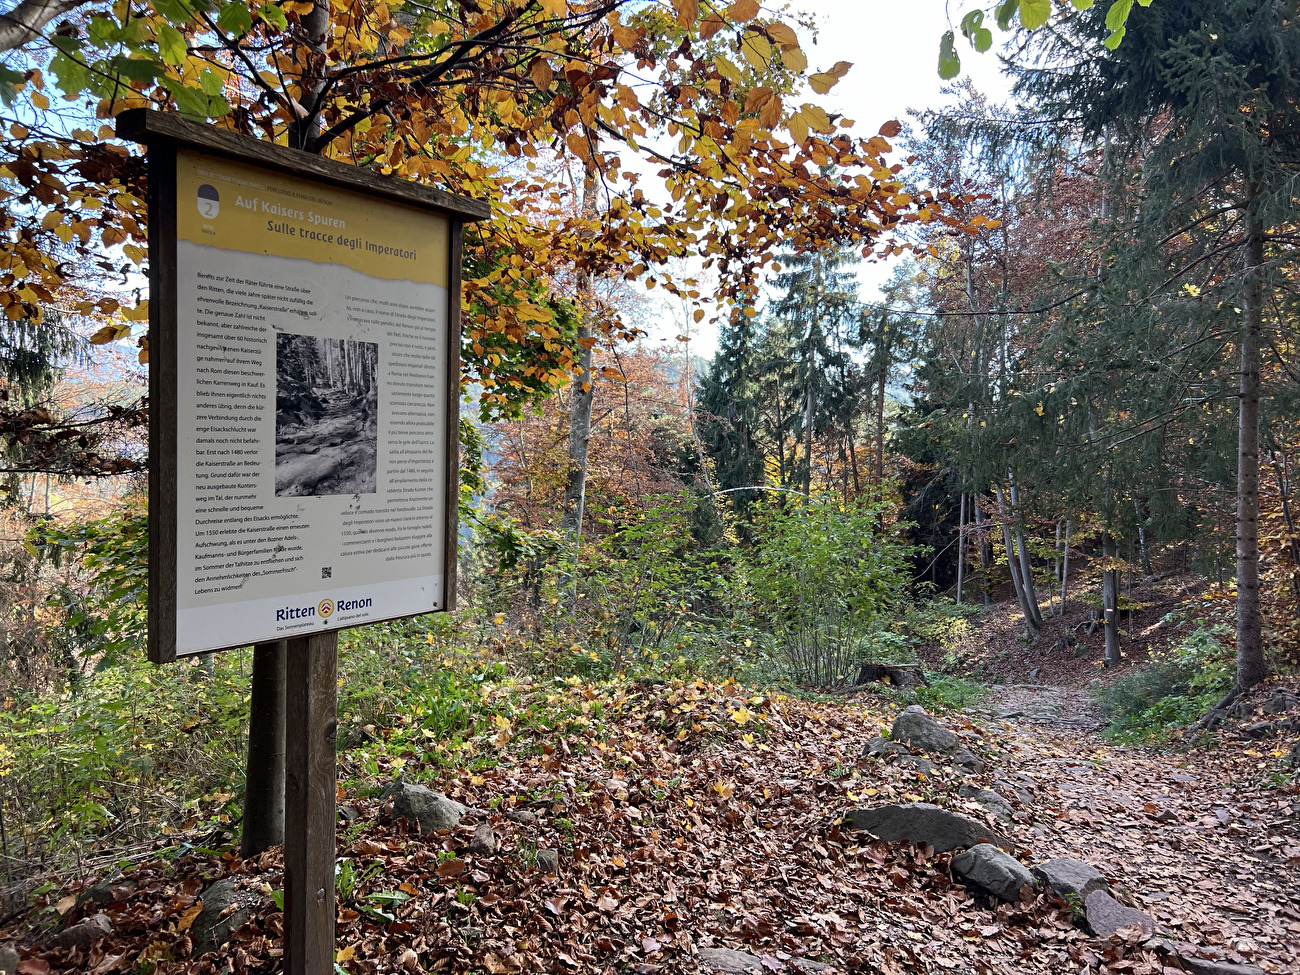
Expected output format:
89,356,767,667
6,584,1299,975
274,388,377,497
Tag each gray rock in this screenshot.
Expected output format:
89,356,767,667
951,843,1035,902
957,786,1014,822
697,948,826,973
862,735,907,758
1242,721,1281,738
465,823,497,855
841,803,1011,852
47,912,112,949
534,848,560,873
1289,741,1300,767
949,747,986,773
384,781,467,833
699,948,762,973
77,873,133,909
1178,957,1266,975
192,879,262,956
897,755,936,775
0,943,18,975
992,775,1035,806
1083,890,1155,938
1030,858,1108,903
1261,692,1298,715
891,706,959,753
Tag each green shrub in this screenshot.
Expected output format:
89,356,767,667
1098,627,1234,743
743,495,914,686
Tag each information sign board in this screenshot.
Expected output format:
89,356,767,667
117,110,490,661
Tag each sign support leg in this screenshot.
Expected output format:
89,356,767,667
284,631,338,975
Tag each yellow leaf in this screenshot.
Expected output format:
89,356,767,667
781,45,807,73
809,61,852,94
177,903,203,932
715,55,743,84
693,309,704,322
800,102,832,133
31,92,49,110
336,945,357,963
788,112,808,145
740,31,772,71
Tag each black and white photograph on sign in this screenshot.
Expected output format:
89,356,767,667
275,333,379,496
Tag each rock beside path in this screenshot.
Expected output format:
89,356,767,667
957,786,1013,822
1084,890,1155,938
1031,858,1109,902
698,946,829,973
891,706,959,752
951,843,1035,902
384,781,467,833
841,803,1011,852
46,913,111,950
191,879,263,957
1177,957,1266,975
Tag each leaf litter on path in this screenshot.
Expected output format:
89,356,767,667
7,677,1298,974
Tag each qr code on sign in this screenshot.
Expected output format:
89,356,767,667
322,567,332,579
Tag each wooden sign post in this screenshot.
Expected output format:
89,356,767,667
117,108,488,973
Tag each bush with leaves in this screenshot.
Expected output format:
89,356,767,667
743,496,914,686
1098,625,1235,743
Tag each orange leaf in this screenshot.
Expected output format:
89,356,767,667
671,0,698,27
743,87,773,113
436,857,467,878
177,903,203,932
529,58,553,91
879,119,902,138
728,0,759,22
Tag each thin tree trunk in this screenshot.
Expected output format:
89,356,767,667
1060,515,1071,610
1052,521,1062,618
1102,533,1121,667
994,483,1037,638
973,495,991,606
874,368,886,499
956,492,966,605
560,163,599,536
802,369,814,498
1008,480,1042,626
1235,200,1267,690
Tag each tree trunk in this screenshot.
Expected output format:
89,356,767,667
560,163,599,537
973,495,991,606
1060,515,1071,610
956,492,966,605
1102,533,1121,667
802,362,814,497
994,483,1037,638
242,641,286,858
1008,480,1042,626
1236,202,1267,690
874,367,886,499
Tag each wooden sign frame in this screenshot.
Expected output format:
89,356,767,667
116,109,489,664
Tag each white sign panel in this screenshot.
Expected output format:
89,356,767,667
169,149,453,654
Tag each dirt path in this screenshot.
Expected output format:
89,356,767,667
978,683,1104,730
958,682,1298,973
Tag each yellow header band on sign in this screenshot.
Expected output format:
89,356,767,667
176,149,450,288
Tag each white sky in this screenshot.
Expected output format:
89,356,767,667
643,0,1013,360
